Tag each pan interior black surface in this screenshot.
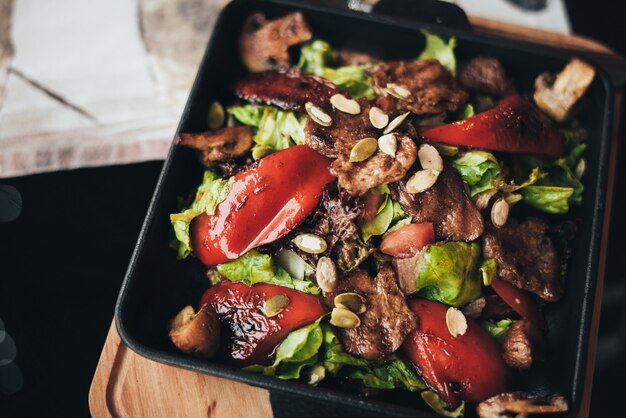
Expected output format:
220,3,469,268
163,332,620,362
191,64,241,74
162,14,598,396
115,0,613,416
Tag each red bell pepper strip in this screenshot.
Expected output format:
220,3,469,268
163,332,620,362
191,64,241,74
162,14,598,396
420,95,564,158
403,299,512,408
379,223,435,258
199,282,326,366
490,279,546,329
191,145,335,266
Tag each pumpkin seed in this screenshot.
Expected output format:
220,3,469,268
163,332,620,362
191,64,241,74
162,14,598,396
378,133,397,157
445,307,467,338
334,292,367,314
418,143,443,172
305,102,333,127
252,146,274,160
330,307,361,329
330,94,361,115
208,101,225,130
349,137,378,163
432,143,459,157
369,106,389,129
385,83,412,101
293,233,328,254
263,294,290,317
474,189,497,210
576,158,586,179
316,257,338,293
491,197,510,228
307,364,326,385
406,169,440,193
505,193,522,205
383,112,410,135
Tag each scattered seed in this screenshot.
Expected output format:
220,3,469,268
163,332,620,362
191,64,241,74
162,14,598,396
307,364,326,385
418,143,443,172
385,83,412,100
504,193,522,205
349,137,378,162
369,106,389,129
383,112,410,135
208,101,225,130
445,307,467,338
378,133,397,157
263,294,290,317
330,307,361,329
576,158,586,179
305,102,333,127
491,197,510,228
406,169,440,193
474,189,497,210
316,257,338,293
330,94,361,115
334,292,367,314
432,143,459,157
252,146,274,160
293,233,328,254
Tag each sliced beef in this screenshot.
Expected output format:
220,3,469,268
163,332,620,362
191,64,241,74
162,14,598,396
175,126,253,165
305,100,417,196
333,266,417,360
372,60,468,115
233,69,338,112
483,218,562,301
391,167,484,241
458,56,515,97
239,12,312,73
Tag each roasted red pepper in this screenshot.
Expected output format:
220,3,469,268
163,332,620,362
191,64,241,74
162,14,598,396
191,145,335,266
199,282,326,366
490,279,546,329
403,299,512,408
420,95,564,158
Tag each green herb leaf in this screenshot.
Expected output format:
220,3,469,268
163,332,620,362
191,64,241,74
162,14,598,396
418,30,457,75
480,318,514,343
479,259,497,286
421,390,465,417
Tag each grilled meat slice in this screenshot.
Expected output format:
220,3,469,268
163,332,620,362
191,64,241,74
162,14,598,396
372,60,468,115
458,56,515,97
175,126,253,165
391,167,484,241
233,69,338,112
333,266,417,360
239,12,312,73
483,218,562,301
305,100,417,196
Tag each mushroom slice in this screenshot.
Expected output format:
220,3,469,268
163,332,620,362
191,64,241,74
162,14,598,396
476,392,568,418
534,58,595,122
168,304,221,359
175,126,253,166
502,320,543,370
239,12,312,73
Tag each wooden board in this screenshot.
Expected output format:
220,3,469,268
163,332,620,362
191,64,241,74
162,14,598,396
88,15,622,418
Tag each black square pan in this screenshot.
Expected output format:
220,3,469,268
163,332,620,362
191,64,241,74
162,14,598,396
115,0,617,416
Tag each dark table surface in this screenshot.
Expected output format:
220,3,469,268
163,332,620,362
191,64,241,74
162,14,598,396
1,1,625,417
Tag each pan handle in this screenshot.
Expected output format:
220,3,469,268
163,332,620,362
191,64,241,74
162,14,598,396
371,0,471,30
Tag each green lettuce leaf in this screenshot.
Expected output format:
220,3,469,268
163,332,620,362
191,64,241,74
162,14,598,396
323,66,376,100
414,242,483,307
217,250,320,294
345,355,427,392
479,259,497,286
456,103,475,120
360,189,405,242
421,390,465,418
170,171,234,259
480,318,514,343
298,39,335,76
520,186,574,214
451,151,502,196
418,30,457,75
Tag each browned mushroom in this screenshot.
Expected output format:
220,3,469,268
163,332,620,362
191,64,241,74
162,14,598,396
534,58,595,122
476,392,568,418
175,125,253,166
502,320,544,370
239,12,312,73
168,304,221,359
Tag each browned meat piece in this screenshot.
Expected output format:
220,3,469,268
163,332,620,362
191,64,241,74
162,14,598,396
372,60,468,114
175,126,253,165
234,69,337,112
502,320,544,370
483,218,562,301
391,168,484,241
305,100,417,196
239,12,312,73
333,266,417,360
458,56,515,97
477,392,568,418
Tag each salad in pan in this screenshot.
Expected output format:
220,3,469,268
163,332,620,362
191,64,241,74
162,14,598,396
167,11,595,417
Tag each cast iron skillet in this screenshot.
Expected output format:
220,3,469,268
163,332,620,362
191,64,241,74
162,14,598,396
115,0,616,416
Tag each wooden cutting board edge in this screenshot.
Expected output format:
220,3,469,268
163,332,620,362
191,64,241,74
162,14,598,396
89,17,622,418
